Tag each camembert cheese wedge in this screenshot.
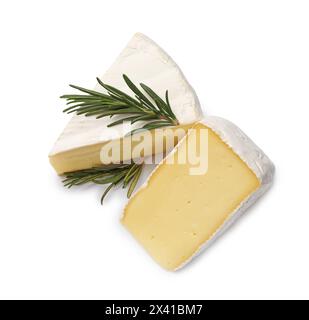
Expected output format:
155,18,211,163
122,117,275,271
49,33,202,174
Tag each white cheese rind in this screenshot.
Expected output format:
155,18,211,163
50,33,202,156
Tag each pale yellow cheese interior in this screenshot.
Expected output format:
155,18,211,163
49,124,192,175
122,123,260,270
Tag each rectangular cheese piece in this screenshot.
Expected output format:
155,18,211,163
122,117,275,271
49,33,202,174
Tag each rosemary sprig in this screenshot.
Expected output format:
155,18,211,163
63,163,144,204
61,74,179,134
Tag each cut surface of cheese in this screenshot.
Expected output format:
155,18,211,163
49,33,202,174
122,117,275,271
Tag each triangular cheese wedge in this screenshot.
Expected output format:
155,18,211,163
122,117,275,270
49,33,202,174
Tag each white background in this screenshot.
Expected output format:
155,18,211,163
0,0,308,300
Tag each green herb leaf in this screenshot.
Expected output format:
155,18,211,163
127,164,143,198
